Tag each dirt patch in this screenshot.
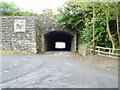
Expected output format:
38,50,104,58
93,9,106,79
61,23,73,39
77,53,119,72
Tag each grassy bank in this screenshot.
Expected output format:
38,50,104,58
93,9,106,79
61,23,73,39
0,50,33,55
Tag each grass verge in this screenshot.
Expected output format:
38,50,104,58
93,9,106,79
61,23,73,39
0,50,33,55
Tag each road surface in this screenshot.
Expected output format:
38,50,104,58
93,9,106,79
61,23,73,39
0,52,118,88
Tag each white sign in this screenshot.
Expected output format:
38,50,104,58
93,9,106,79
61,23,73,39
55,42,66,49
14,19,26,32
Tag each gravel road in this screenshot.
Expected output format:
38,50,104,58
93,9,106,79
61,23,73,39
0,52,118,88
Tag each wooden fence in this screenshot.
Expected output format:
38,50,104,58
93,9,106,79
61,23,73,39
90,46,120,58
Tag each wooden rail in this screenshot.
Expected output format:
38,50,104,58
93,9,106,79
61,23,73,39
90,46,120,58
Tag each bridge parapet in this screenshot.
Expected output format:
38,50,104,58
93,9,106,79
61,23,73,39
35,15,75,36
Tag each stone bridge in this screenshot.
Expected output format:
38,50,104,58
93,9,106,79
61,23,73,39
1,15,77,53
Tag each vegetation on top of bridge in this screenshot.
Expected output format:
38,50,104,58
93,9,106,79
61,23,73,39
0,1,39,16
53,0,120,54
0,1,54,16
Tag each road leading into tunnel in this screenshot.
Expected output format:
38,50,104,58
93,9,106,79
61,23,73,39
0,52,118,88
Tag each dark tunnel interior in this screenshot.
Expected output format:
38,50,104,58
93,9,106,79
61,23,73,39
44,31,73,51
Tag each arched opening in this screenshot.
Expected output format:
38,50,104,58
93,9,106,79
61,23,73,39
44,31,74,51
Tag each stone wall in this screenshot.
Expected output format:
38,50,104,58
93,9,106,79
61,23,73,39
1,16,37,53
36,15,76,52
36,15,75,35
1,15,77,53
78,43,90,57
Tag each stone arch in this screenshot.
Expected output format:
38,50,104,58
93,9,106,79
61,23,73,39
43,31,76,52
36,15,77,52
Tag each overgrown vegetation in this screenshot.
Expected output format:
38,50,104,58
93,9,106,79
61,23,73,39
0,1,38,16
53,0,120,52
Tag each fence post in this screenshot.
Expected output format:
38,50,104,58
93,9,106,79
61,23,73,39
90,45,93,54
109,49,111,57
98,48,100,55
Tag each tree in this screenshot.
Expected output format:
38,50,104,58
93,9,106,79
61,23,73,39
42,9,53,15
114,2,120,47
0,1,19,16
100,2,118,53
0,1,38,16
54,0,119,52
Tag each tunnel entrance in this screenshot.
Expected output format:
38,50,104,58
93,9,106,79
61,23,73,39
44,31,74,51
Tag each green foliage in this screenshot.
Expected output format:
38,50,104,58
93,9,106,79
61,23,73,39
0,1,38,16
0,2,18,16
81,27,92,43
54,1,120,48
42,8,53,14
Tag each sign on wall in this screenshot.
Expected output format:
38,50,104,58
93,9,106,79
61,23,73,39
14,19,26,32
55,42,66,49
